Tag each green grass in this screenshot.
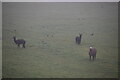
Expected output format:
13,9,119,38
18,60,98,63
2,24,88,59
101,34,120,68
3,2,118,78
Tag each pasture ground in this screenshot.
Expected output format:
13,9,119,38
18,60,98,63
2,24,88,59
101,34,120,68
3,2,118,78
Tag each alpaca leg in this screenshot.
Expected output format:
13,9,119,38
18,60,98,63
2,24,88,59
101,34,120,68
79,39,81,45
76,40,77,44
78,41,80,44
79,40,81,45
76,38,78,44
93,56,94,61
89,55,91,60
78,37,81,45
94,55,96,60
17,44,20,47
76,41,78,44
76,40,78,44
93,56,96,61
23,44,25,48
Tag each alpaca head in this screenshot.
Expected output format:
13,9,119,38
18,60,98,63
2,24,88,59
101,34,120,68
13,36,16,39
89,46,93,51
79,33,82,37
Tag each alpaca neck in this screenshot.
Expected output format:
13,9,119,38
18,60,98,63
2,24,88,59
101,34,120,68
14,37,17,44
79,35,81,38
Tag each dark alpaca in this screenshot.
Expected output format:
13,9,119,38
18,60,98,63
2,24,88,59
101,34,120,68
13,36,26,48
75,34,82,45
89,47,97,61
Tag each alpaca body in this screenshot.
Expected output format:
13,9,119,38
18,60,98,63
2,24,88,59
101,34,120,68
13,36,26,48
89,47,97,60
76,36,81,44
75,34,82,45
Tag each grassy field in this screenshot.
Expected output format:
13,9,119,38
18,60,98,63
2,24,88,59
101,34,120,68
3,2,118,78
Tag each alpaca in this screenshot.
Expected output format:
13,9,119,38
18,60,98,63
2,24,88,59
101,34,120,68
89,47,97,61
13,36,26,48
75,34,82,45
